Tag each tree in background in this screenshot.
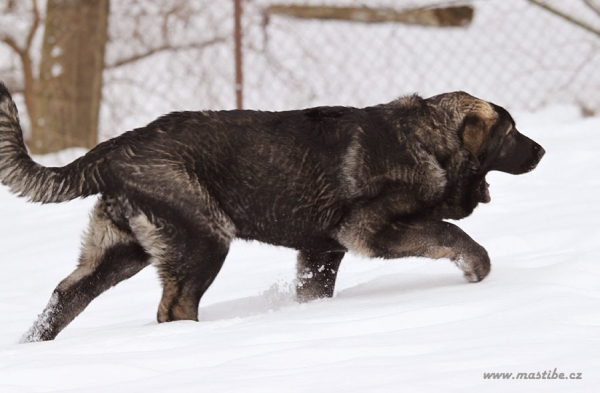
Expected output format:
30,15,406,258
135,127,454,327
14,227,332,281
0,0,228,153
33,0,109,153
0,0,108,154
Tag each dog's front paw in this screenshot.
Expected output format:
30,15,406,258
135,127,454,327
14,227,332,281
454,247,491,283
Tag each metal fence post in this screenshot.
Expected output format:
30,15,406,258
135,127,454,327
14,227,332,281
234,0,244,110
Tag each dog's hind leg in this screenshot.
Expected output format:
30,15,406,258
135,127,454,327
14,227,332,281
128,211,231,323
156,236,229,323
296,250,345,302
20,200,150,343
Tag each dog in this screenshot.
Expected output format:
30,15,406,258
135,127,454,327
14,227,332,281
0,82,544,342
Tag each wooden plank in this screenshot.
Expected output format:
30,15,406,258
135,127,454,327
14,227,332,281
265,4,474,27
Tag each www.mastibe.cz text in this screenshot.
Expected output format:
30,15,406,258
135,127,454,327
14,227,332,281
484,368,582,380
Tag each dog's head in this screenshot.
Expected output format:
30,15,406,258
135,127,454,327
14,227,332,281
427,91,545,203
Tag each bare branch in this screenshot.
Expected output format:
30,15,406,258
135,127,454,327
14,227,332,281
25,0,41,53
1,0,40,56
583,0,600,18
105,36,228,69
161,4,185,44
528,0,600,38
0,34,24,56
0,0,41,136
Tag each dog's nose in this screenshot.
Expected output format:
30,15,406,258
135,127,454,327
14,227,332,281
534,144,545,161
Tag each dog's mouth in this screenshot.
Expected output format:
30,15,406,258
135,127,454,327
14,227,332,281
479,179,491,203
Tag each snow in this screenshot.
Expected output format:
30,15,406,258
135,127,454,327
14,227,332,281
1,106,599,392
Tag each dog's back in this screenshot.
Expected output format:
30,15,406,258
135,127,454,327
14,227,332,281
90,107,367,249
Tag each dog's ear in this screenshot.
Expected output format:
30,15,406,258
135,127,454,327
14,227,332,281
459,114,487,160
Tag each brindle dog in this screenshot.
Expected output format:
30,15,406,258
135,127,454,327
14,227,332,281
0,82,544,342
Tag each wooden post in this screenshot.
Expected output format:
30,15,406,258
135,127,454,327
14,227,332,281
234,0,244,109
265,5,474,27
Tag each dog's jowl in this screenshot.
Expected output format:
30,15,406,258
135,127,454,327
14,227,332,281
0,82,544,342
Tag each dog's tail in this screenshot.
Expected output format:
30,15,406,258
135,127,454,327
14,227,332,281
0,82,103,203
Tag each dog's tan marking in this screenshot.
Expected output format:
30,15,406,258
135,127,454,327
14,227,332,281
129,213,168,266
59,200,135,291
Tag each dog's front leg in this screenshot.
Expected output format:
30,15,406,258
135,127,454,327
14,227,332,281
340,218,490,282
296,250,345,302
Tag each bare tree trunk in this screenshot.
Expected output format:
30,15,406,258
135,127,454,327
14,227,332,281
31,0,109,154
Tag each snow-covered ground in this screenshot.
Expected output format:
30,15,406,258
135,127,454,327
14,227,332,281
0,106,599,392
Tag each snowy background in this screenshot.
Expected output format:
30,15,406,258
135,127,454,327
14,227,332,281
1,106,599,391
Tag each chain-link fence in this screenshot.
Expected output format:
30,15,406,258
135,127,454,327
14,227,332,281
85,0,600,138
240,0,600,111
